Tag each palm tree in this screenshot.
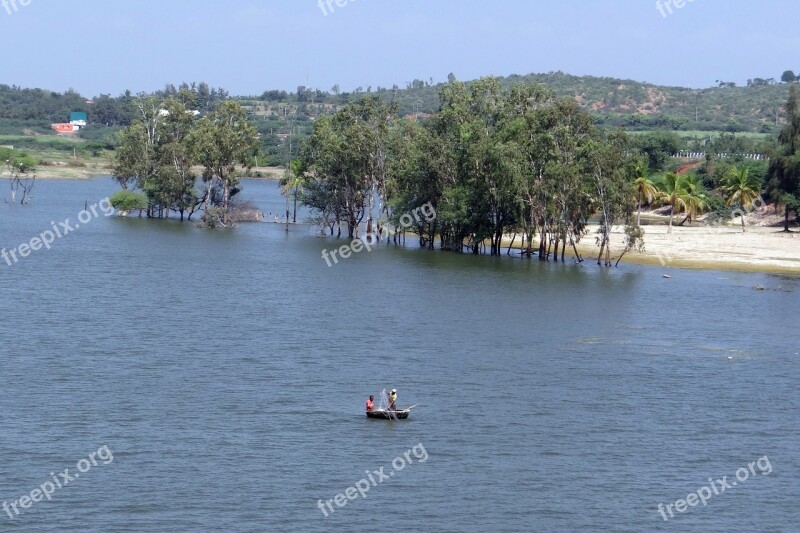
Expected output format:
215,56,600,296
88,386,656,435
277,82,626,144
678,175,708,225
658,172,687,233
721,166,762,232
279,159,306,224
633,162,658,226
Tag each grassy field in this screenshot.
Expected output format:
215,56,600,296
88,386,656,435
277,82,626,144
0,135,113,178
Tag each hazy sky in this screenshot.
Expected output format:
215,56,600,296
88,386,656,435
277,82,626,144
1,0,797,97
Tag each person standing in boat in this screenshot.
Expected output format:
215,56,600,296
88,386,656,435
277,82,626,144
388,389,397,411
366,395,374,412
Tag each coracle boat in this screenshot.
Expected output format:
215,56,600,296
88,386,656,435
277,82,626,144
366,408,411,420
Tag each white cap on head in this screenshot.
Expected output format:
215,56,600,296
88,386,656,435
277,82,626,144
391,389,396,393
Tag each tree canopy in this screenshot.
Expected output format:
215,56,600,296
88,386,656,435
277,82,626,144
298,78,643,263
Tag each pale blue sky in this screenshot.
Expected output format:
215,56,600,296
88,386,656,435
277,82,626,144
1,0,797,97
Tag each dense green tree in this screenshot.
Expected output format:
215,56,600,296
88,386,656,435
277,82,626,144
112,97,200,218
300,81,643,264
299,96,396,238
386,115,453,248
109,190,148,216
767,85,800,231
112,96,162,193
113,97,257,224
583,133,637,265
192,101,260,226
634,132,683,171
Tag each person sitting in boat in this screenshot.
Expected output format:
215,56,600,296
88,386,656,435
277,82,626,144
388,389,397,411
366,395,374,412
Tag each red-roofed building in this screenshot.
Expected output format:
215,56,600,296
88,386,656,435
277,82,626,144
52,123,77,135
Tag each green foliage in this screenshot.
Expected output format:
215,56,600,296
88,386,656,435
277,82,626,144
299,95,397,238
633,132,684,170
192,101,260,225
701,158,767,190
300,81,640,262
79,125,122,149
655,172,709,231
1,73,795,171
0,85,88,122
766,86,800,230
112,97,258,224
109,190,148,211
0,147,37,173
0,119,52,135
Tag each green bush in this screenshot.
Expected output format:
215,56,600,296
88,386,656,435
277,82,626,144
109,190,148,212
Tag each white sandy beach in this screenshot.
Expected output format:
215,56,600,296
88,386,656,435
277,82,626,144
580,223,800,274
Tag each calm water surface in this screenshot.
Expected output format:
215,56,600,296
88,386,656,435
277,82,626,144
0,178,798,532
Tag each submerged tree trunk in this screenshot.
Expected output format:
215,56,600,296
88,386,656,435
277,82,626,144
784,204,790,232
538,229,547,260
293,186,298,223
572,241,582,262
668,206,674,234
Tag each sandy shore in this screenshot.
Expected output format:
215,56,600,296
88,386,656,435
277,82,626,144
4,168,798,274
557,224,800,275
0,167,113,180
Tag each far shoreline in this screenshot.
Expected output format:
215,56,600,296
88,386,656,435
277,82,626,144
0,162,284,181
4,174,797,276
500,224,800,277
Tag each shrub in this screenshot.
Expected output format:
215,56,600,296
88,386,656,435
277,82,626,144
109,190,148,213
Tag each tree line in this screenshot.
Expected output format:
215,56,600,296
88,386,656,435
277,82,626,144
293,79,800,263
111,90,259,227
295,78,645,264
105,79,799,243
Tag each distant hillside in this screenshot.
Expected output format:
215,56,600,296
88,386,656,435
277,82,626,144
0,72,795,166
502,72,790,134
239,71,793,136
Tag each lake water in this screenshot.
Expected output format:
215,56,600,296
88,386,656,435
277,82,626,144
0,178,798,532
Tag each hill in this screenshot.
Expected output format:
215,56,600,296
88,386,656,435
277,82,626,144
0,72,796,168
